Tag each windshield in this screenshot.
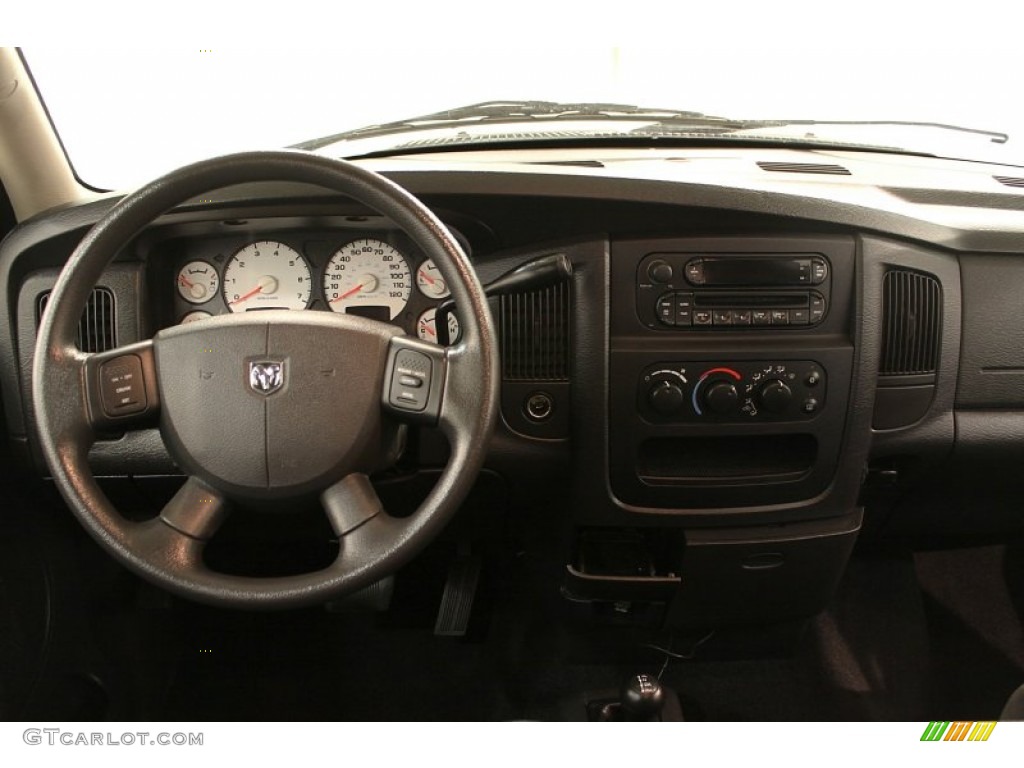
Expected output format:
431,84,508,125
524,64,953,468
24,45,1024,190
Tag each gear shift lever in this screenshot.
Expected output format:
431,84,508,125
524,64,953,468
620,674,665,721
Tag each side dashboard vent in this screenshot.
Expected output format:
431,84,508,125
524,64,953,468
994,175,1024,188
879,269,941,376
500,281,570,381
37,287,117,353
757,161,852,176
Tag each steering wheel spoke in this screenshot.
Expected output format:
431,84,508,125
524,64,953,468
321,472,384,537
160,476,228,541
82,340,160,433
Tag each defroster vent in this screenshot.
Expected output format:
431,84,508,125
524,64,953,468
37,287,117,353
757,161,851,176
880,269,941,376
500,281,570,381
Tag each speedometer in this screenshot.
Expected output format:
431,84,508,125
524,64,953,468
323,238,411,320
223,241,311,312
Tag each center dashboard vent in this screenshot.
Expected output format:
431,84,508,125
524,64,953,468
37,287,117,353
500,281,570,381
757,161,852,176
879,269,942,376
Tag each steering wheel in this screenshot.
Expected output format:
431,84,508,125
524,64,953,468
31,151,498,609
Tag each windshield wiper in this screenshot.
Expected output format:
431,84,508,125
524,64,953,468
639,116,1008,144
775,119,1008,144
291,100,1010,158
290,100,730,150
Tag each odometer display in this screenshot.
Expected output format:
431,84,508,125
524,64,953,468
324,239,411,320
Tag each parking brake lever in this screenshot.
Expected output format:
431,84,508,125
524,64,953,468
435,253,572,346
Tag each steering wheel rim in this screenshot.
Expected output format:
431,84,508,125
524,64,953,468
31,150,499,609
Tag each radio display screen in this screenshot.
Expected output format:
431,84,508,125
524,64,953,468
700,257,810,286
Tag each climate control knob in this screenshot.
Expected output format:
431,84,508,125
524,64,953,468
648,381,685,415
758,380,793,414
703,381,740,415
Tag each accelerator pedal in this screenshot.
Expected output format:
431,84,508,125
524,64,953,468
434,553,481,636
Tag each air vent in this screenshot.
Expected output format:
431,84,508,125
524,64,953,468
532,160,605,168
757,161,851,176
500,282,570,381
994,175,1024,188
879,269,941,376
37,287,117,353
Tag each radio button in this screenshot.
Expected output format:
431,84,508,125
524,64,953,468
733,310,752,325
810,294,826,323
693,310,713,326
811,258,828,284
797,259,811,284
752,310,771,325
713,310,734,325
657,295,676,326
675,293,694,325
791,309,809,325
771,310,790,325
685,260,705,285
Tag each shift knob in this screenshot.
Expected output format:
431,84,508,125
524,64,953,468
620,674,665,721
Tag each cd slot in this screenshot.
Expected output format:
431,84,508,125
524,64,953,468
693,292,808,309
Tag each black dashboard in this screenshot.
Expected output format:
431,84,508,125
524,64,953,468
4,145,1024,628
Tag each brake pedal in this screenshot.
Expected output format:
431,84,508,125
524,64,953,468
324,575,394,613
434,554,481,636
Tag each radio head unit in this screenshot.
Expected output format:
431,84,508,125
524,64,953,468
636,253,832,330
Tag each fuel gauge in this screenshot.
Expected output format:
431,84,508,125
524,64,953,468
177,261,220,304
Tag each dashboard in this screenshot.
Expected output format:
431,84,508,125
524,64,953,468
4,145,1024,628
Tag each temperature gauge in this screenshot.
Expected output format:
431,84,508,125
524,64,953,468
176,261,219,304
416,307,461,345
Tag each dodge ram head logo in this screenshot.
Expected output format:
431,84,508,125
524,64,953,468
248,361,284,395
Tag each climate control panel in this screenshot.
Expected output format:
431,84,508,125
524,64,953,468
638,360,826,423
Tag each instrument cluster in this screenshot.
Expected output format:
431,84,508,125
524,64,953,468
165,229,462,345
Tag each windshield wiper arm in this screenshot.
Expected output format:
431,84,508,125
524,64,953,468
640,115,1008,144
771,118,1008,144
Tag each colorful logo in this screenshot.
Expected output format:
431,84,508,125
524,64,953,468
920,721,997,742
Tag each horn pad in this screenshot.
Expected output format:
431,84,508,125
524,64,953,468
153,311,400,499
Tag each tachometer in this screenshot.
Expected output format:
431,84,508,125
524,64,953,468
324,239,411,320
223,241,311,312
